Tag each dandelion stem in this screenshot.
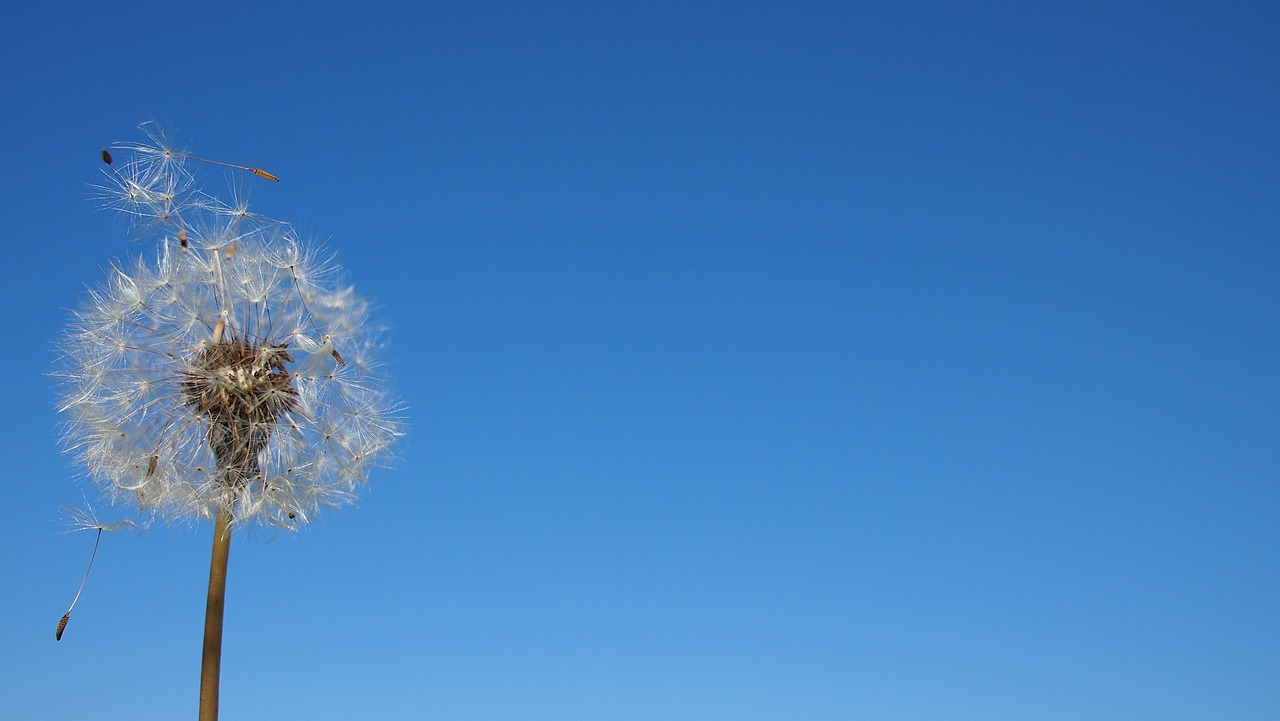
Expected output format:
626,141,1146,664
198,505,233,721
56,527,103,640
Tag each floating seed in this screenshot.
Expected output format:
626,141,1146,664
176,152,279,182
58,526,105,642
101,149,113,165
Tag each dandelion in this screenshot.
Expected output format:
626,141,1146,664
58,128,403,720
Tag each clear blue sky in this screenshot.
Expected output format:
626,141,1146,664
2,1,1277,718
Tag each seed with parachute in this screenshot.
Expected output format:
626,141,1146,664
174,151,280,182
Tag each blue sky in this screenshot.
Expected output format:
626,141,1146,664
2,1,1278,718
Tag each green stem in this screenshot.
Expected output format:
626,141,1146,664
198,505,233,721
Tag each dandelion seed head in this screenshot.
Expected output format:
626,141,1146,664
60,131,404,529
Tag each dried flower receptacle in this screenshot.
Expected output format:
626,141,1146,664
181,335,298,483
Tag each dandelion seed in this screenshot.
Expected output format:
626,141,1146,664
178,228,189,249
177,151,280,182
101,148,113,165
331,348,346,366
55,501,133,642
55,528,97,642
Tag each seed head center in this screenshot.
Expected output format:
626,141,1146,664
181,336,298,479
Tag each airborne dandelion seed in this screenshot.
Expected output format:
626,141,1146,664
55,503,136,641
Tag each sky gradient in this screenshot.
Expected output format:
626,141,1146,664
2,1,1278,719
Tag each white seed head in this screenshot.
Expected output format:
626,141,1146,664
60,131,404,529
